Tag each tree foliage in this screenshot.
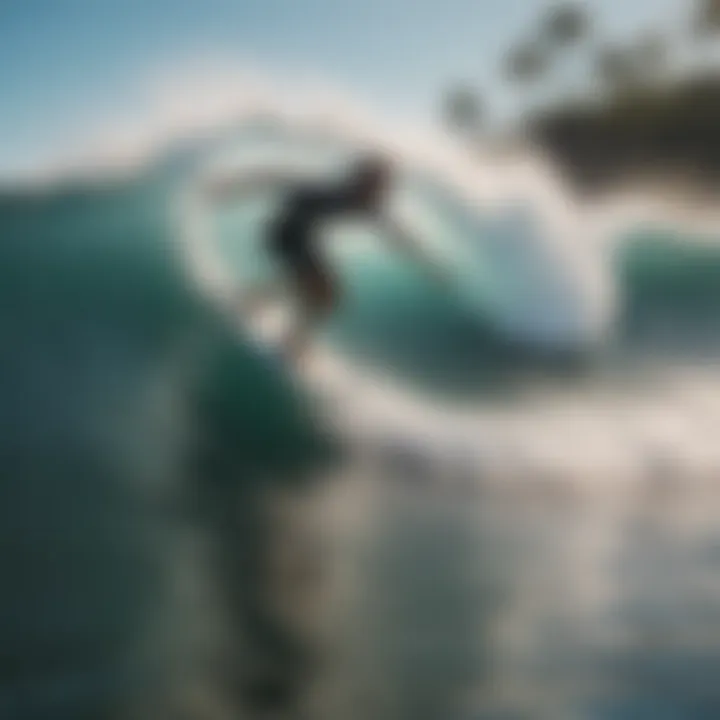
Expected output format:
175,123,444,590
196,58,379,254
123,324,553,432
504,42,550,84
442,85,483,131
542,3,590,46
695,0,720,36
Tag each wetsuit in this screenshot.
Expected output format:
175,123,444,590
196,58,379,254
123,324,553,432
268,182,379,280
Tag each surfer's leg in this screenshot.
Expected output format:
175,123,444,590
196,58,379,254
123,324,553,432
282,254,338,363
237,282,282,317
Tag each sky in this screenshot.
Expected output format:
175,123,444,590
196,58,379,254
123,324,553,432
0,0,685,176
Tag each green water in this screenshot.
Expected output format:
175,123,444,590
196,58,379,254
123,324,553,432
2,162,720,718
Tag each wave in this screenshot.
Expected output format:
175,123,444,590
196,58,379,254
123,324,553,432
0,171,336,717
6,65,720,719
178,121,615,356
19,65,717,358
4,97,720,716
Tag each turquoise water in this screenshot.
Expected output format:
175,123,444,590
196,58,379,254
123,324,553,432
0,173,334,719
2,141,720,718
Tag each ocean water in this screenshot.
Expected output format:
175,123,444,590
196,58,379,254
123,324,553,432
2,127,720,719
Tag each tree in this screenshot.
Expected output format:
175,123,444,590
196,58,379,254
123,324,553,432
542,2,590,47
695,0,720,36
633,32,670,85
593,32,670,99
595,45,639,96
503,41,550,84
442,85,483,133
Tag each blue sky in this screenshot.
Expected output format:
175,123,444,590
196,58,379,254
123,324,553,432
0,0,681,174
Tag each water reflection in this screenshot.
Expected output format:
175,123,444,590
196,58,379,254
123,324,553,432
276,457,720,720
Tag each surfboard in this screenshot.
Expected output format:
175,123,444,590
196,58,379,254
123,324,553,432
230,286,298,365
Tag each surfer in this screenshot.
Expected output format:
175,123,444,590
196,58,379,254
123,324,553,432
206,154,447,364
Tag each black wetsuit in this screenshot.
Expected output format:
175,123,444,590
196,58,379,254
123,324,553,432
269,182,378,279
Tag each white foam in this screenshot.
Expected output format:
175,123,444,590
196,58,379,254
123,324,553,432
167,70,615,352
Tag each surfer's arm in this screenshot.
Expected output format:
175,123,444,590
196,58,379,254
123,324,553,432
203,169,295,204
